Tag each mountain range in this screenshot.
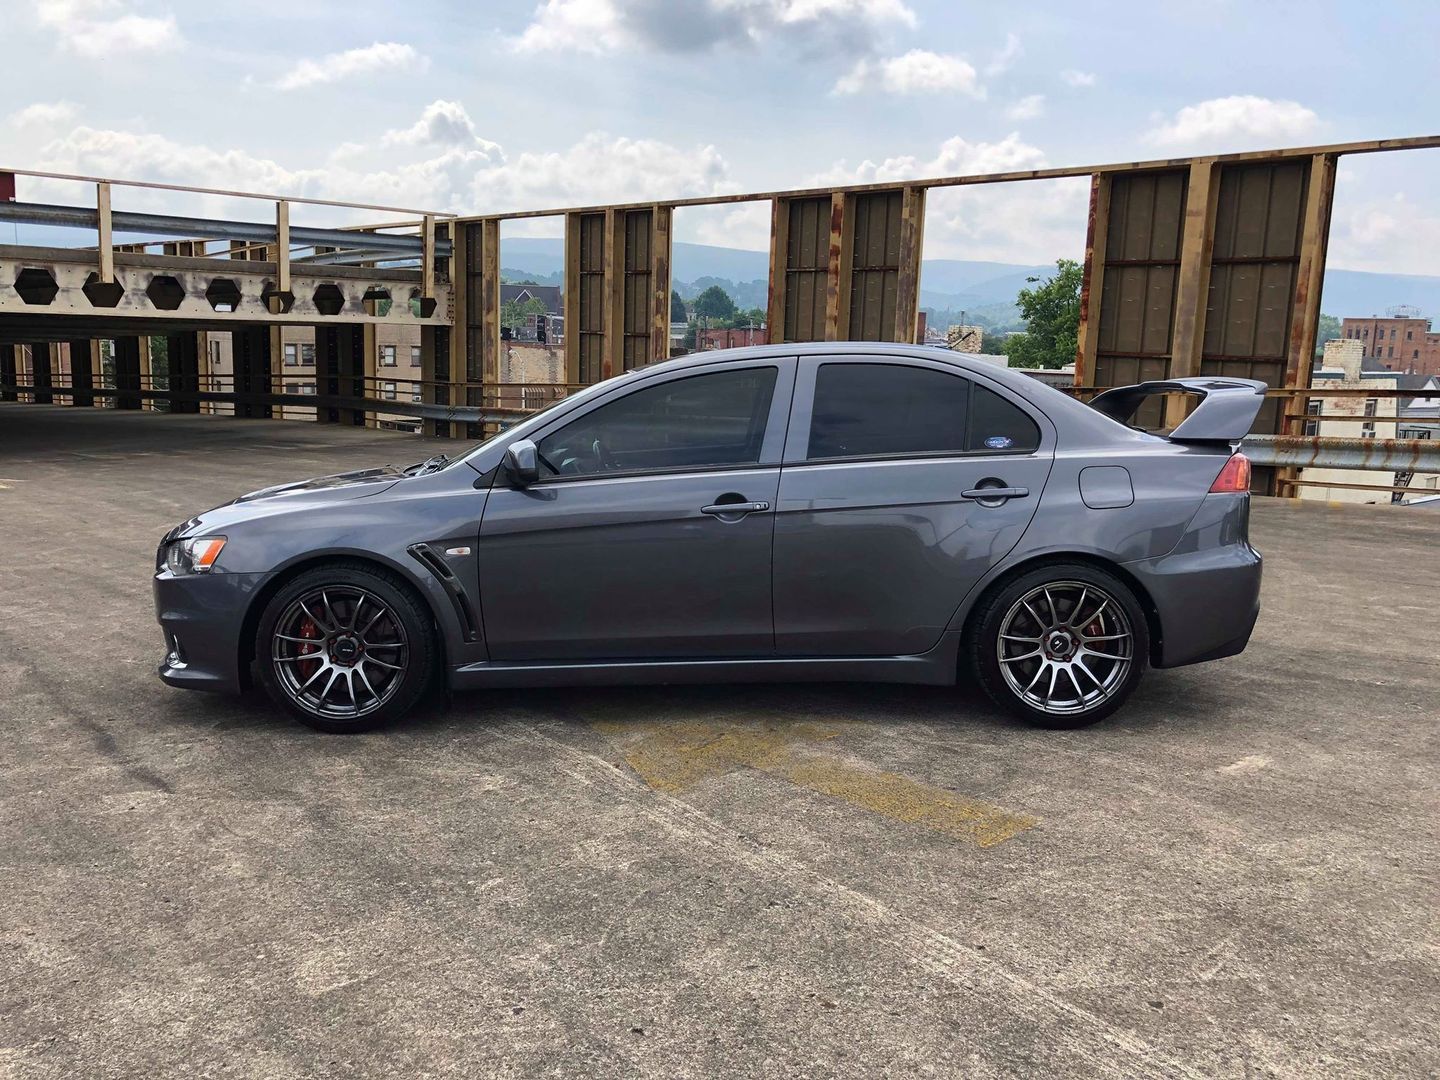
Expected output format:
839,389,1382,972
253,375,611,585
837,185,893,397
500,237,1440,331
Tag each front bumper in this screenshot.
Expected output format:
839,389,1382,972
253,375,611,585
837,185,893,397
1126,493,1263,669
154,569,270,694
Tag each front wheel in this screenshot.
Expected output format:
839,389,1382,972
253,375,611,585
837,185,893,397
968,563,1148,729
255,562,437,733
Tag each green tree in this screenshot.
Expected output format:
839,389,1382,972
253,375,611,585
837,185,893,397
1001,258,1083,370
693,284,737,321
501,296,548,334
980,330,1009,355
670,289,687,322
1315,313,1341,357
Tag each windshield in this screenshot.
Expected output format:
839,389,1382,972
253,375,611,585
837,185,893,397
452,374,635,466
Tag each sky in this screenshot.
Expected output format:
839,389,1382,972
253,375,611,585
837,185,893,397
2,0,1438,274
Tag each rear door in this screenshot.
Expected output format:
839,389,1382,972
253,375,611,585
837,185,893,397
773,355,1054,656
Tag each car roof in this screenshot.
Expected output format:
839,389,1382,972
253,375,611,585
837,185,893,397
650,341,1038,390
647,342,1124,436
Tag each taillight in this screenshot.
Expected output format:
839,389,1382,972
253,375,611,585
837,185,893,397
1209,452,1252,493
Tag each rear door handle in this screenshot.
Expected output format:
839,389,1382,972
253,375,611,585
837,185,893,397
701,500,770,516
961,486,1029,502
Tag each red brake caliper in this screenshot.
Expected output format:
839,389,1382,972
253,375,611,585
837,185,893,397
296,616,322,681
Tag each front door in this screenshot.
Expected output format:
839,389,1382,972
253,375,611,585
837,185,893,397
773,356,1054,656
478,360,794,661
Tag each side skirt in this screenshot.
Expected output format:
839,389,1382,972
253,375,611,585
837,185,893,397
449,631,963,691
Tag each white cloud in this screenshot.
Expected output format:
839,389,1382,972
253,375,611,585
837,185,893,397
816,134,1089,264
1004,94,1044,121
686,202,772,250
1060,69,1096,88
833,50,983,97
470,133,733,213
275,42,427,91
24,115,734,228
37,0,180,56
514,0,916,55
1327,192,1440,277
9,102,79,130
985,32,1022,76
1146,95,1320,150
381,100,502,153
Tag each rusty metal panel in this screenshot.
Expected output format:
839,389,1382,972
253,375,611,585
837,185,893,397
784,196,830,342
847,190,902,341
1202,160,1308,437
622,208,652,371
463,222,485,383
1093,170,1187,426
577,211,605,384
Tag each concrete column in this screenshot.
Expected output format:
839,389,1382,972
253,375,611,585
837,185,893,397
166,333,201,414
421,324,452,438
0,343,18,402
138,337,153,410
67,339,96,408
33,343,55,405
232,328,274,419
113,337,143,409
313,326,365,426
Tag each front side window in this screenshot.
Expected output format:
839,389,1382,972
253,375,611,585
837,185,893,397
410,346,422,367
284,344,298,366
537,367,778,479
380,345,397,367
806,363,1039,460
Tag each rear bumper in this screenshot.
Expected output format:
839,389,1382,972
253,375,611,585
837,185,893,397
1126,493,1262,669
154,570,269,694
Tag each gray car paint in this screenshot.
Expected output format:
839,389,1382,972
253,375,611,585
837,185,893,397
154,342,1263,700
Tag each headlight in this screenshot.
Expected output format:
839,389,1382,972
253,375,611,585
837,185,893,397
165,535,227,574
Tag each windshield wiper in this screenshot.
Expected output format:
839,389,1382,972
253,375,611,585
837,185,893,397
405,453,450,476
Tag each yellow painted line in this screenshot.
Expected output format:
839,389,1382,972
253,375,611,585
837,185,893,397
591,718,1037,848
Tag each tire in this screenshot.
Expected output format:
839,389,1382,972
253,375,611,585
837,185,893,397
966,562,1149,729
254,561,437,733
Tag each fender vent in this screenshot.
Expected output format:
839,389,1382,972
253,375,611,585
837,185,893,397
408,544,481,643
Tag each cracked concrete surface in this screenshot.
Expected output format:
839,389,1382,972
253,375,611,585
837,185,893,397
1,404,1437,1078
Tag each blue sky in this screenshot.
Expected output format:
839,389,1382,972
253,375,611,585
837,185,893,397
4,0,1438,273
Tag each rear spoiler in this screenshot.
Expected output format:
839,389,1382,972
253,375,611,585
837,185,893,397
1088,377,1267,443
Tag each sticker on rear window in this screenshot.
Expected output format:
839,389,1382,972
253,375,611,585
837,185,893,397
984,435,1014,450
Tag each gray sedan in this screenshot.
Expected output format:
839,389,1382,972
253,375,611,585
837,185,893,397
154,343,1263,732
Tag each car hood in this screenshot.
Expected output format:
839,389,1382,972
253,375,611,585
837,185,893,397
169,465,408,539
230,465,408,505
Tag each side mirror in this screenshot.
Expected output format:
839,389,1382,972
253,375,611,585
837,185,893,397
504,438,540,487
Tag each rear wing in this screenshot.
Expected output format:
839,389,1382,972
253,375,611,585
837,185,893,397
1088,377,1267,443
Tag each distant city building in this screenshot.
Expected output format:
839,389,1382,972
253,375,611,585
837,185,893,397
500,283,562,314
945,324,984,353
697,326,766,351
1339,312,1440,377
1303,339,1440,502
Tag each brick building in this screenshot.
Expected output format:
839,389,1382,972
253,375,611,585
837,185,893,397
697,326,767,351
1339,315,1440,376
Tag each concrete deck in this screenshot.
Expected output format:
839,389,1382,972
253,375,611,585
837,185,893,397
2,403,1436,1079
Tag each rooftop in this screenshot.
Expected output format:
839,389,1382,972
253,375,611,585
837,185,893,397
2,404,1436,1077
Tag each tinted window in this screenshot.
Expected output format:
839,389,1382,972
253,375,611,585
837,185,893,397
807,363,969,459
967,385,1040,452
537,367,778,478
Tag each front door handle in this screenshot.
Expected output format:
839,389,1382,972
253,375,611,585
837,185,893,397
961,485,1029,503
701,500,770,517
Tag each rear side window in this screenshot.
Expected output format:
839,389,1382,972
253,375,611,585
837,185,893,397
967,385,1040,452
807,363,969,459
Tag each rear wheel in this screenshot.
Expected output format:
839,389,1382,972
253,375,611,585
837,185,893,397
968,563,1148,729
255,562,436,733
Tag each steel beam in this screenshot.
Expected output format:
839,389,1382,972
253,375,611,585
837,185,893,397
0,201,451,256
1242,434,1440,472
